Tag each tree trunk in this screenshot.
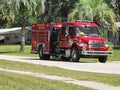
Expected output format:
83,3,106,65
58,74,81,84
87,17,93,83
20,26,25,52
20,16,26,52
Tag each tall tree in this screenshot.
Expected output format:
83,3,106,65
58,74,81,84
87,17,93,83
0,0,44,52
13,0,43,52
68,0,117,30
11,0,43,52
39,0,78,22
0,0,15,28
110,0,120,20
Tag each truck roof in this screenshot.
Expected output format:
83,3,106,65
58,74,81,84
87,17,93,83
62,21,98,27
32,22,62,30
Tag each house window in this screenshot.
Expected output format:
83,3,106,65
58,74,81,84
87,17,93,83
69,27,74,36
5,37,10,41
14,35,19,39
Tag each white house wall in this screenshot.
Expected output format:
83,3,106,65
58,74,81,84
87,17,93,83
108,29,120,45
3,28,31,44
4,30,21,44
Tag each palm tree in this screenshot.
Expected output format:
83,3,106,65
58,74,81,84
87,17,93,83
39,0,78,22
11,0,43,52
0,0,44,52
68,0,91,21
0,0,15,28
68,0,117,30
110,0,120,20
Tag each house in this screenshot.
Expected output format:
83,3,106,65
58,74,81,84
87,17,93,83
0,27,31,44
108,22,120,45
0,35,4,44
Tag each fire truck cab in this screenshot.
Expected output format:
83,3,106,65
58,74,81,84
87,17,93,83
31,21,112,63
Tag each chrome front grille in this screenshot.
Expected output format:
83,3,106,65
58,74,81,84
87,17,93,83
89,41,104,48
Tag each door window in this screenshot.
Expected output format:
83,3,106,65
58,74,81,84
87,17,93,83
62,26,69,36
69,27,74,36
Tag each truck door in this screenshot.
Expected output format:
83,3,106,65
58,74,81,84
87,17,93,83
60,26,75,48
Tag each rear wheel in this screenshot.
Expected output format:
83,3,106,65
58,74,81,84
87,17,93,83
98,56,107,63
70,47,80,62
38,46,50,60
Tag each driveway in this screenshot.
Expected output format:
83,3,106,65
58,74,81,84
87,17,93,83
0,54,120,74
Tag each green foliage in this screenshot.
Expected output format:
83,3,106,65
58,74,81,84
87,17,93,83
28,16,37,25
0,0,119,29
0,0,43,28
39,0,78,22
0,0,15,28
113,46,120,49
68,0,117,29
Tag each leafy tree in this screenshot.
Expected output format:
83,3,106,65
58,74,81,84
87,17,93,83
0,0,15,28
68,0,118,30
0,0,43,52
39,0,78,22
12,0,43,52
110,0,120,20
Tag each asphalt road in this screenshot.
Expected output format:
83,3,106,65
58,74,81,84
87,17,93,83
0,54,120,74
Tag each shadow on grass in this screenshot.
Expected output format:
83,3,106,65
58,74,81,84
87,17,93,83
112,46,120,50
0,51,19,54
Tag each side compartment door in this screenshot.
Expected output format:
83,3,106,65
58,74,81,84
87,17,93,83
31,30,37,53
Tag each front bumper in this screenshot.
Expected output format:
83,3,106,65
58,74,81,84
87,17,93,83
81,50,113,56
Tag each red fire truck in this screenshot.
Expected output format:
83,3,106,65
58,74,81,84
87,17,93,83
31,21,112,63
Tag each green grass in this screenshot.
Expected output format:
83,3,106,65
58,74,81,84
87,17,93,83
0,45,119,61
0,71,92,90
0,60,120,86
0,45,120,87
108,46,120,61
0,45,38,57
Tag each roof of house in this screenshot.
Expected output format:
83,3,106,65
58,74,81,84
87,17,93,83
115,22,120,27
0,26,31,34
0,27,21,34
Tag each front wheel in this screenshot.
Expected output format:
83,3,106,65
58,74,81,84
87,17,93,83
98,56,107,63
38,46,50,60
70,47,80,62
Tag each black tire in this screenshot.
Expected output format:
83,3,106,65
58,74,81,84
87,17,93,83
70,47,80,62
98,56,107,63
38,46,50,60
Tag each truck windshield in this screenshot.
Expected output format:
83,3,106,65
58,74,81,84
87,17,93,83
76,26,100,36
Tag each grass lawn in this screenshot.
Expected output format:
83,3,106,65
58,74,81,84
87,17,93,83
0,45,38,57
0,71,93,90
0,45,119,61
108,46,120,61
0,60,120,86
